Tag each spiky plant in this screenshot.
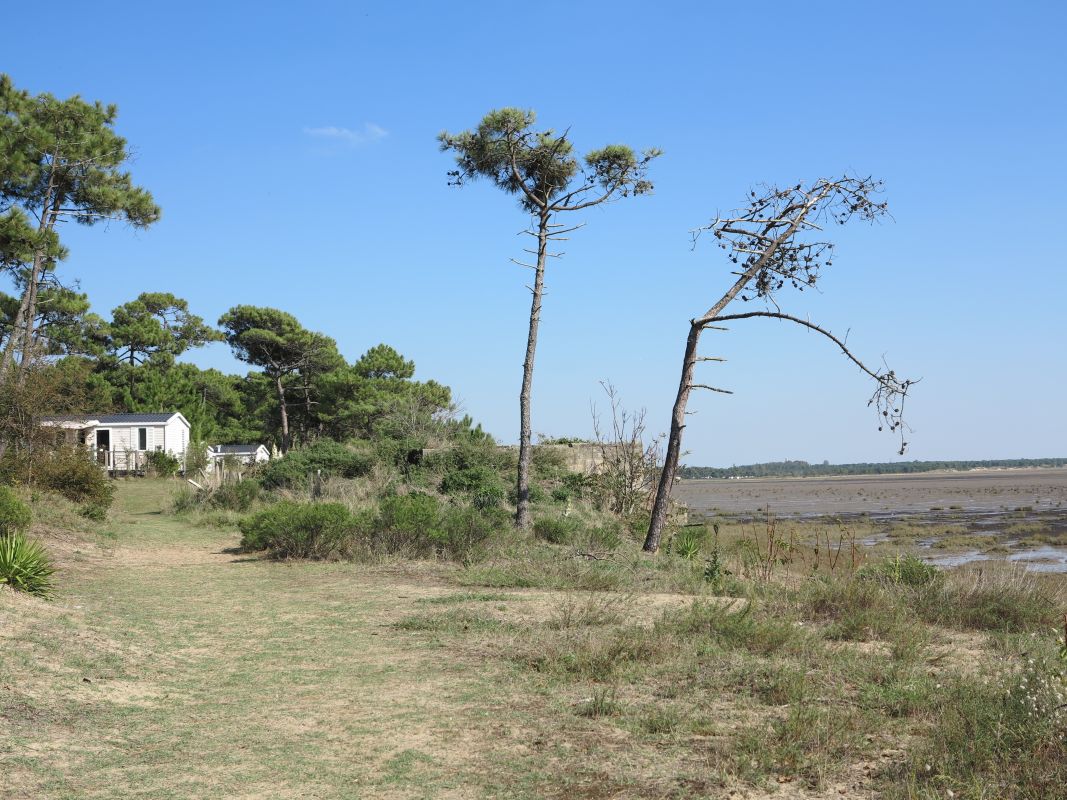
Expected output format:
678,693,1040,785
0,533,55,598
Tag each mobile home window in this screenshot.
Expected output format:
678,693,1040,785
138,428,147,451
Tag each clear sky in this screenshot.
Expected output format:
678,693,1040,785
4,0,1065,465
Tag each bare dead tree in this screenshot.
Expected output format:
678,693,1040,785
590,381,663,518
643,176,915,553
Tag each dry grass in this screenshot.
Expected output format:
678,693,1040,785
2,479,1066,799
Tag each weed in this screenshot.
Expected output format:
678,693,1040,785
667,600,803,655
395,608,512,634
918,565,1059,632
546,596,625,629
734,701,870,789
418,592,523,605
533,516,581,545
575,686,621,718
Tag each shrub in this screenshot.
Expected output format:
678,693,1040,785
0,533,55,598
145,450,181,477
258,440,372,489
533,515,582,545
422,439,507,474
531,446,569,479
440,464,507,509
0,486,31,536
584,521,624,551
796,576,907,641
373,435,427,471
372,494,506,562
172,486,197,513
184,441,209,475
209,480,260,512
31,448,114,509
79,500,109,521
239,501,360,559
509,483,546,505
377,492,444,542
435,505,508,563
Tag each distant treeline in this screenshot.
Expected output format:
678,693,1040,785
678,458,1067,479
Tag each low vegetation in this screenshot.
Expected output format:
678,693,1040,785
149,418,1067,797
0,485,54,597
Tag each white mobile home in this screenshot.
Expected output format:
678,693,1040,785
39,412,191,472
206,444,271,469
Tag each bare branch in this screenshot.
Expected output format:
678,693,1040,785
689,384,734,395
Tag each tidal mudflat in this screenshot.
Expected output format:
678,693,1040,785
676,468,1067,572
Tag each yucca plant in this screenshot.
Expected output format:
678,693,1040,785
0,533,55,598
674,527,703,561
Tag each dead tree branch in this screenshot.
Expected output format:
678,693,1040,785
643,175,913,553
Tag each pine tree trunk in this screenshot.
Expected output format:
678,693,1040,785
515,214,550,530
644,322,703,552
1,164,58,378
276,376,291,454
14,190,62,385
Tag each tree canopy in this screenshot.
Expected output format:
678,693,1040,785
0,74,160,378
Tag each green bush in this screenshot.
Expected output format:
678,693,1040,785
79,500,109,521
239,501,361,559
184,441,209,475
374,493,505,562
33,449,114,510
172,486,197,513
510,483,546,505
533,515,582,545
584,521,624,551
373,435,427,471
378,492,443,538
531,446,569,479
258,440,372,489
423,439,506,473
667,601,802,655
209,480,260,512
0,532,55,598
0,486,31,536
436,505,509,564
440,464,507,509
796,576,907,641
916,568,1058,632
145,450,181,477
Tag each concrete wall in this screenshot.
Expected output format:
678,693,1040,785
495,442,640,475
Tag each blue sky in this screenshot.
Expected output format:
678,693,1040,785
5,0,1065,465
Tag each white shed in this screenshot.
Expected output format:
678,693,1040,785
40,412,192,472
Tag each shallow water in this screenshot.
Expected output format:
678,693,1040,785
922,550,993,569
1006,546,1067,573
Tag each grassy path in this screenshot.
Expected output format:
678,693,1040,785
1,481,530,799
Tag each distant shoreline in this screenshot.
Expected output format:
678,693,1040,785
681,466,1067,483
